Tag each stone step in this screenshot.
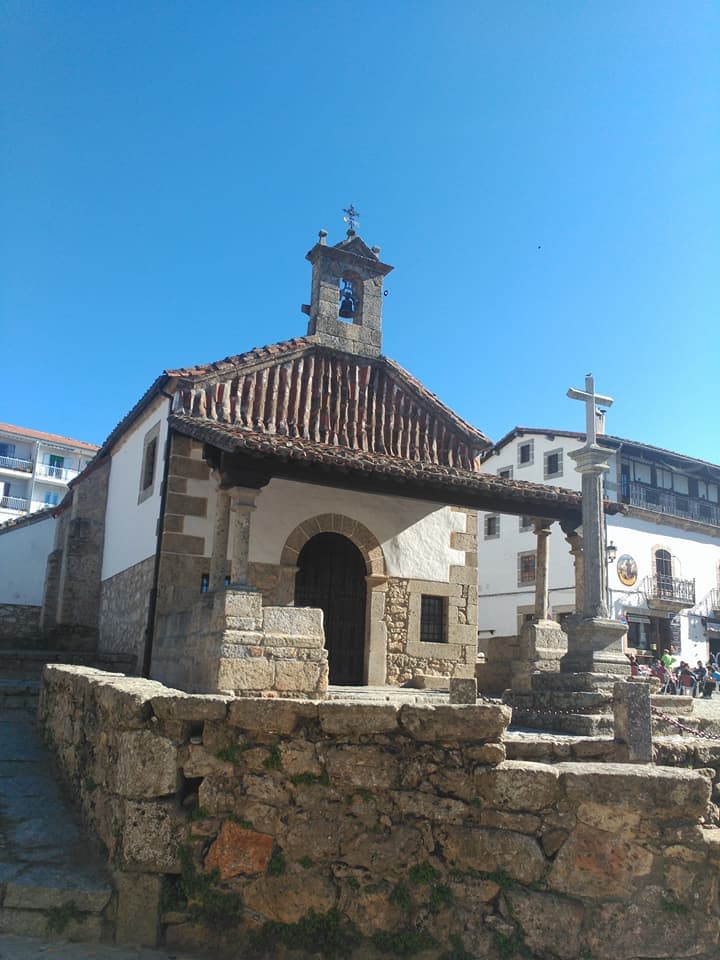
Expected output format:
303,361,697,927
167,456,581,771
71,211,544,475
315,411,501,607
0,679,40,712
506,690,614,714
0,651,136,681
0,710,116,944
326,685,448,704
0,865,112,941
509,707,614,737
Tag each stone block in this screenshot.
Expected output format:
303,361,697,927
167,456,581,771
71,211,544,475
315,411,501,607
204,822,273,879
243,866,337,925
274,660,323,693
504,888,584,960
216,657,274,692
440,825,546,883
150,693,230,722
399,704,511,744
181,744,234,778
318,702,399,737
448,564,478,586
449,677,477,703
115,872,161,945
473,762,562,812
548,820,653,899
161,532,206,556
323,744,399,790
120,800,181,872
558,763,711,821
113,730,179,798
165,492,207,517
262,605,324,646
168,455,210,480
4,867,112,913
613,680,652,763
228,698,319,734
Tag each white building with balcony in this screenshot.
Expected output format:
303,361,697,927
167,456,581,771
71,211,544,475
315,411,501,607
0,423,98,523
478,426,720,667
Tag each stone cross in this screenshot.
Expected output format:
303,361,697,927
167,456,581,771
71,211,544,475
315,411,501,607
567,374,614,447
562,372,628,674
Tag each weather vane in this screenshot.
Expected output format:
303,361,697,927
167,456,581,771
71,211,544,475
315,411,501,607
342,204,360,232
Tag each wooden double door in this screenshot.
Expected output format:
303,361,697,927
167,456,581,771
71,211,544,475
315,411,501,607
294,532,367,685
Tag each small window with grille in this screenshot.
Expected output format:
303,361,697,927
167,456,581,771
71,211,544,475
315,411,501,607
498,466,513,480
518,440,534,467
484,514,500,539
544,448,563,479
420,595,447,643
518,551,536,586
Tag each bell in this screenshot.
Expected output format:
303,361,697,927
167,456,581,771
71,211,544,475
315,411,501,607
339,295,355,319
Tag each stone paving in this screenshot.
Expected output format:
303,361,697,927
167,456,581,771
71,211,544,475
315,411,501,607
0,703,112,943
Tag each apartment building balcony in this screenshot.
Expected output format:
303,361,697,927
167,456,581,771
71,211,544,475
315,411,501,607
641,574,696,612
35,462,81,483
622,481,720,527
0,494,30,514
0,455,33,475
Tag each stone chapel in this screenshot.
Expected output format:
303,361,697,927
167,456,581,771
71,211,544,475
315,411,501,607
40,227,583,696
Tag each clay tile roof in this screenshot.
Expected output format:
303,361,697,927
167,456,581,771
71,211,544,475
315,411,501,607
165,337,314,379
0,423,99,452
169,413,590,521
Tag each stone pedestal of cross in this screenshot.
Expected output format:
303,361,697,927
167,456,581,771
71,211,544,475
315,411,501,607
561,374,628,675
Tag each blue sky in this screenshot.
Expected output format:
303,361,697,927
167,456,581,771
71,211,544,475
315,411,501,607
2,2,718,462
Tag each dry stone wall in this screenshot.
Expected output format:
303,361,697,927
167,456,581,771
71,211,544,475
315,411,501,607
98,556,155,662
39,665,720,960
0,603,41,644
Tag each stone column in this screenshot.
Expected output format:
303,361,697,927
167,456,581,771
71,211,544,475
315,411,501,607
532,519,553,621
209,489,231,591
228,487,260,588
561,522,584,613
561,445,628,675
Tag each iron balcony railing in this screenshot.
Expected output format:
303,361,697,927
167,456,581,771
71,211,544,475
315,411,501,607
35,462,79,482
641,574,696,606
0,455,33,473
0,495,29,512
621,480,720,527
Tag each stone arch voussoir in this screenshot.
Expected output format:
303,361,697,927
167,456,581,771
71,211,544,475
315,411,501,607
281,513,386,577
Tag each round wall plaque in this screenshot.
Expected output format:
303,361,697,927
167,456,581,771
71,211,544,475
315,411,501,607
617,554,638,587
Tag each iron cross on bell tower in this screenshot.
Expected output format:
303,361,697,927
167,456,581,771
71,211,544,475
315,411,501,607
342,204,360,233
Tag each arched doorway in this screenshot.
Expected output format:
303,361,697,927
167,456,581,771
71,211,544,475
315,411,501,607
294,532,367,685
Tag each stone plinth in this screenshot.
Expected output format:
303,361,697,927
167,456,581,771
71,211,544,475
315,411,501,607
153,589,328,698
560,616,629,676
511,619,568,692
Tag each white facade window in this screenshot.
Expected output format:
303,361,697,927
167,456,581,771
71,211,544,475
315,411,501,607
518,551,536,585
484,514,500,539
518,441,534,468
498,466,513,480
544,448,563,479
138,422,161,505
519,515,533,532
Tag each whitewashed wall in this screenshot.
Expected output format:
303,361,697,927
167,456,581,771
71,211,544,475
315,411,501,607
608,514,720,663
249,478,465,582
478,433,586,634
102,396,169,581
0,514,56,604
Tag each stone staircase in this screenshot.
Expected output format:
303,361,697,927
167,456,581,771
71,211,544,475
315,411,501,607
0,647,134,942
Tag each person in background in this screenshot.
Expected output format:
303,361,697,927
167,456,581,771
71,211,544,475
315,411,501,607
692,660,708,698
